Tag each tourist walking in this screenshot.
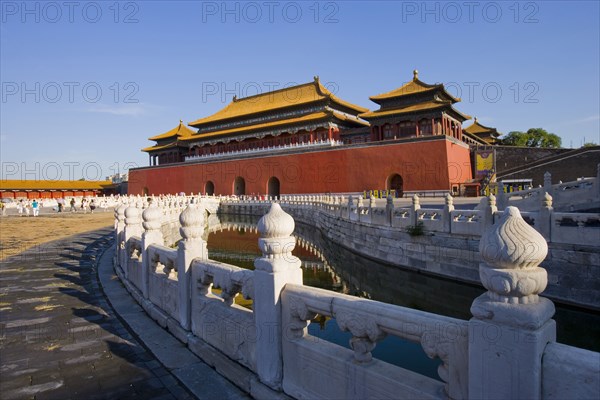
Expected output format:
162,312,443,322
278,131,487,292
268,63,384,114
24,201,31,217
0,201,5,216
70,198,76,213
81,199,88,214
32,199,39,217
90,199,96,213
17,200,24,216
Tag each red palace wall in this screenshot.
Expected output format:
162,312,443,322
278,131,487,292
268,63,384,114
128,138,472,196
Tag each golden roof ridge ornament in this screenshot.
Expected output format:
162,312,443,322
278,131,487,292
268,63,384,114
413,69,419,81
314,75,320,83
232,95,238,102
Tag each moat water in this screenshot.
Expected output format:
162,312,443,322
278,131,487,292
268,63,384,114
207,213,600,381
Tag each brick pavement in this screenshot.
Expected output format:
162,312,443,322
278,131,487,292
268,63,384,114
0,228,196,399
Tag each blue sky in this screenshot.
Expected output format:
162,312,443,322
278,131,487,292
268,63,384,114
1,0,599,180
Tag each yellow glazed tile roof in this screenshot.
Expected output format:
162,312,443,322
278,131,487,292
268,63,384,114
142,142,179,152
370,70,460,103
464,117,500,136
188,77,369,127
148,121,196,141
0,180,113,190
183,110,367,141
360,100,471,120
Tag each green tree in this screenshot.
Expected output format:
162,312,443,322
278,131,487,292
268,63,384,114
582,142,598,148
501,128,562,148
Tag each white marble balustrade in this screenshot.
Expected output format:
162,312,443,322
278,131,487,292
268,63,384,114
113,197,599,399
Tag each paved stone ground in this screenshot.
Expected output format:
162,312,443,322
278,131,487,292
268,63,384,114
0,229,196,399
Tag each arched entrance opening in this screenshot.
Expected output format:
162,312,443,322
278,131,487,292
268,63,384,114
233,177,245,196
386,174,404,198
205,181,215,196
267,177,280,199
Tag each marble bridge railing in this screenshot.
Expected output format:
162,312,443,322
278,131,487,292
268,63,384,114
113,199,599,400
497,163,600,212
222,192,600,247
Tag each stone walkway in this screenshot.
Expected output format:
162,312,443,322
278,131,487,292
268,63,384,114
0,228,247,399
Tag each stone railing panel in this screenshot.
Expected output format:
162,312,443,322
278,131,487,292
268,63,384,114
542,342,600,400
147,244,180,322
391,207,412,228
450,210,482,236
190,259,256,371
126,236,143,290
417,208,444,232
282,284,468,400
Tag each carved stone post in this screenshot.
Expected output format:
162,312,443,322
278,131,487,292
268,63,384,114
114,202,127,268
442,193,454,233
123,202,143,278
385,195,394,226
141,202,163,299
254,203,303,389
497,181,506,209
369,195,376,214
481,194,497,232
346,195,353,220
538,192,553,241
469,206,556,400
543,171,553,198
178,199,207,330
357,196,365,222
410,194,420,226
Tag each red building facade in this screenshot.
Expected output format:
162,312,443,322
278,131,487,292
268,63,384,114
130,73,475,197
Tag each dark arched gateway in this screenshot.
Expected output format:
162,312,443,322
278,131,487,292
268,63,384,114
387,174,404,197
267,176,280,199
233,177,245,196
205,181,215,196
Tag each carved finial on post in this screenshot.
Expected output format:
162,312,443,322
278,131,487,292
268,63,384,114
115,202,128,268
544,171,552,188
369,195,376,209
470,206,556,400
496,181,506,209
257,203,297,261
124,203,142,234
385,195,394,226
480,193,497,231
254,203,302,389
445,193,454,209
542,192,553,209
477,207,550,305
412,194,420,208
538,192,553,240
543,171,553,197
178,198,207,330
179,198,205,241
411,194,420,225
443,193,454,232
142,201,163,234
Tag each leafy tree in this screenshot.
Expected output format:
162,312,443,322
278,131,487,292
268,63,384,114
582,142,598,148
501,128,562,148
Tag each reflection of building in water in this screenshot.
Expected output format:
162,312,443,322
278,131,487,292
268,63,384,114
206,214,355,295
